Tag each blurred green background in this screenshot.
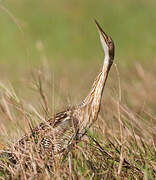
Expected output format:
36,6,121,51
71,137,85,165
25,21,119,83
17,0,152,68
0,0,156,69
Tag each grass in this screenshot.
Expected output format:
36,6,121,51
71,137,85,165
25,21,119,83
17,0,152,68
0,0,156,179
0,61,155,179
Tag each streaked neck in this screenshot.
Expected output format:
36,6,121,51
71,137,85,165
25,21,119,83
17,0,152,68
82,55,111,120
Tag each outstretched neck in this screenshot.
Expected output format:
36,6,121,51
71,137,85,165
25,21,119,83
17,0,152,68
76,20,114,136
80,55,112,124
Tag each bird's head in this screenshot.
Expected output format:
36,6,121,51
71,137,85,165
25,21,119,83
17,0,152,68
95,20,115,61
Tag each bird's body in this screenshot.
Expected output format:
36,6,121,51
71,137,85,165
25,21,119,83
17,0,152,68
0,20,115,172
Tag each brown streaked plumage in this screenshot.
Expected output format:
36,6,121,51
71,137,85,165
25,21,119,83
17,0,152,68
0,20,115,172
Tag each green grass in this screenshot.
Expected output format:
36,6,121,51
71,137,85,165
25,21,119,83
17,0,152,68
0,0,156,67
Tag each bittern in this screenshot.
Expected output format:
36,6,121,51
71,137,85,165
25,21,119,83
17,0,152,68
0,20,115,170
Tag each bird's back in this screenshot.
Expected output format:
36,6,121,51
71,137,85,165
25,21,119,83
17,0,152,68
0,107,80,170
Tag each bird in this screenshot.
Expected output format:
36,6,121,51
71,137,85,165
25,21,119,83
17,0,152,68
0,20,115,172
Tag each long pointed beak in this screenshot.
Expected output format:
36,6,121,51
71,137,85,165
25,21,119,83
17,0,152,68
94,19,108,42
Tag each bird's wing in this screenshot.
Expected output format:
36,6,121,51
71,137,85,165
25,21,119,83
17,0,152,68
16,109,78,154
43,109,79,154
0,108,79,169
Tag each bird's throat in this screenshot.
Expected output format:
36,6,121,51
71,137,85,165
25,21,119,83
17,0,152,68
79,60,110,132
